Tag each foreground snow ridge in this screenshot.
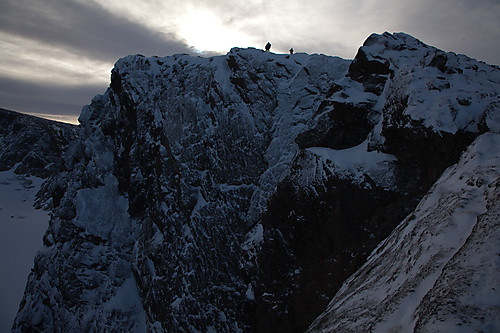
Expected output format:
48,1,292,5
309,133,500,332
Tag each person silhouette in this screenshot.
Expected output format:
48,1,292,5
265,42,271,51
289,48,294,54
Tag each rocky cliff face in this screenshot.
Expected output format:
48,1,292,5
248,32,500,332
12,32,500,332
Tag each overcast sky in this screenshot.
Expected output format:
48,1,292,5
1,0,499,124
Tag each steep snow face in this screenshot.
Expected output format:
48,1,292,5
306,139,397,188
104,49,349,331
308,132,500,333
12,32,500,332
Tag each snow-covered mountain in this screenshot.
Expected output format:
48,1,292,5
0,109,77,332
308,131,500,333
248,32,499,332
9,32,500,332
0,108,77,179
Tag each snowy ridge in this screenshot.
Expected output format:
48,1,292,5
308,132,500,332
0,109,76,332
11,32,500,332
363,32,499,134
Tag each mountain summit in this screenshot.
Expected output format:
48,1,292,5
11,32,500,332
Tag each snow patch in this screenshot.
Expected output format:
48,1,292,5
103,276,147,332
242,223,264,251
0,169,49,333
190,190,207,218
245,284,255,300
307,139,396,186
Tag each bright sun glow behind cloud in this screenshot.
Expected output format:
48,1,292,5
180,9,252,53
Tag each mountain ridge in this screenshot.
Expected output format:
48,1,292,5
8,32,500,332
0,108,78,179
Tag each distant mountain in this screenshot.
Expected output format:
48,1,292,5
8,32,500,332
0,108,78,179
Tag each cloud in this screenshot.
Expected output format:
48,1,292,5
190,0,499,63
0,0,498,122
0,32,112,86
0,0,194,62
0,0,195,121
392,0,500,64
0,75,106,122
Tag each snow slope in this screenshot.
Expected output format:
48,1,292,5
0,109,75,333
309,132,500,332
0,169,48,333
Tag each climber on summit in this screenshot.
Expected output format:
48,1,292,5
289,48,294,54
265,42,271,51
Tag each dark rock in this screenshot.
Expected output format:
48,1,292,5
296,101,376,149
251,173,414,332
429,52,448,73
348,49,393,95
